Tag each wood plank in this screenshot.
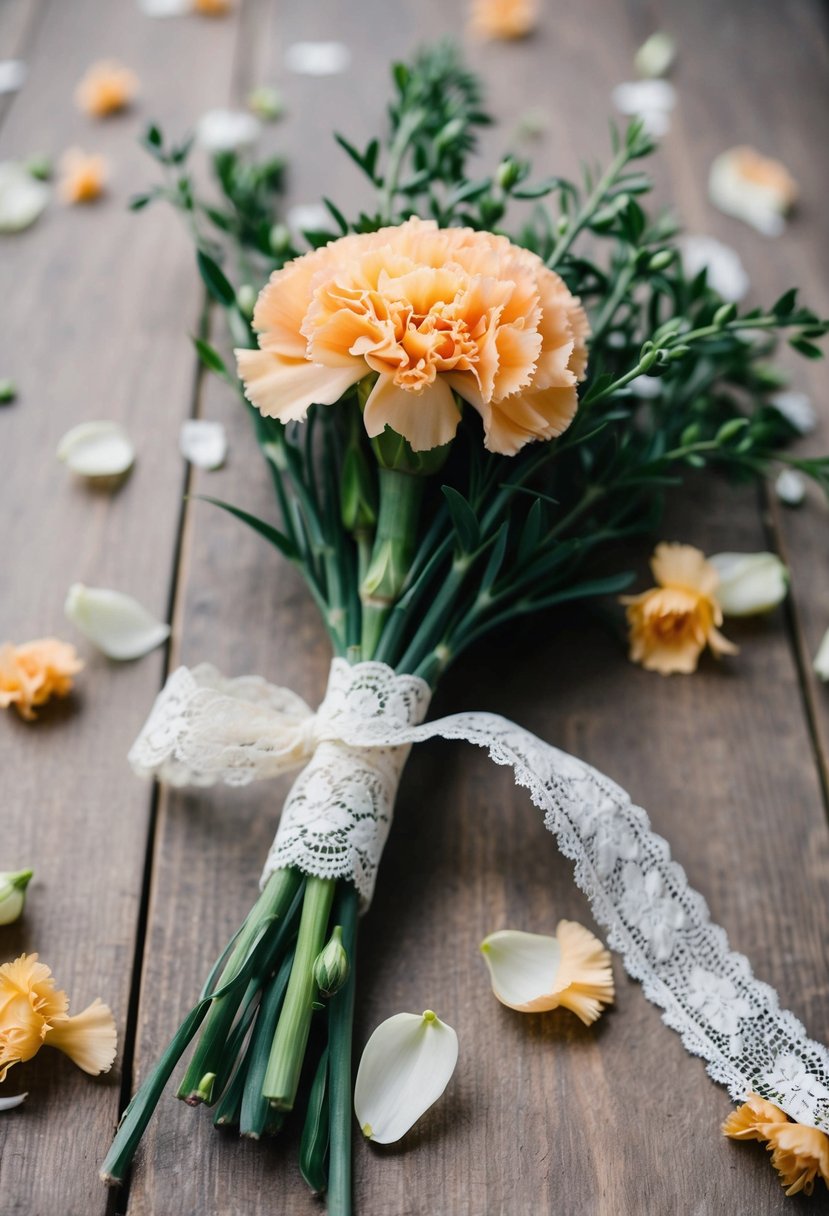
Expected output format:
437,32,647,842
0,2,244,1213
125,1,829,1214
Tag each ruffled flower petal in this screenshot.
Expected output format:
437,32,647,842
709,147,797,237
74,60,138,117
0,639,83,719
481,921,614,1024
723,1094,829,1197
469,0,539,40
57,420,135,482
45,998,117,1075
354,1010,458,1144
236,348,364,423
64,584,170,660
58,149,107,205
364,374,461,452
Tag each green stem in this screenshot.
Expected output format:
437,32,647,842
546,144,632,269
264,876,335,1109
327,885,359,1216
360,468,423,657
379,108,424,223
589,259,637,347
177,867,302,1101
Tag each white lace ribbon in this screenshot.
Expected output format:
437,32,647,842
129,658,829,1130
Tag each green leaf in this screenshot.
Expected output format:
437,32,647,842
197,497,299,561
192,337,231,380
323,197,349,235
789,337,824,360
517,498,545,565
480,522,509,592
197,250,236,308
773,288,798,317
441,486,480,552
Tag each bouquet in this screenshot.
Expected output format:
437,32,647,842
103,45,829,1211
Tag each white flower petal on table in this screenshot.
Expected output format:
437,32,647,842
285,41,351,77
708,147,796,237
814,628,829,682
64,584,170,660
480,929,561,1012
769,389,816,436
0,161,49,232
354,1010,458,1144
710,552,788,617
0,1093,27,1112
179,419,227,470
678,235,749,303
0,60,27,95
57,421,135,481
775,469,806,507
136,0,190,15
634,32,676,79
612,80,676,138
286,203,332,240
196,108,261,153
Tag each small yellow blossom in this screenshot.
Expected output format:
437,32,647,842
723,1093,829,1198
0,638,83,720
58,149,108,205
470,0,538,39
74,60,138,118
0,953,117,1081
621,543,737,675
193,0,233,15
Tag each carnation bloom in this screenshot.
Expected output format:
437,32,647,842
480,920,614,1024
470,0,539,39
723,1093,829,1197
193,0,233,13
58,148,107,204
0,953,117,1081
621,543,737,675
236,217,589,456
74,60,138,117
0,638,83,720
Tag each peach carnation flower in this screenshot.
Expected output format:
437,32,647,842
723,1093,829,1197
58,148,108,204
0,953,117,1081
74,60,138,118
194,0,233,13
0,637,83,720
236,217,589,456
621,543,737,675
470,0,539,40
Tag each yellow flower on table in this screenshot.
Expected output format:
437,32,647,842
0,637,83,720
74,60,138,117
193,0,232,14
0,954,116,1081
621,542,737,675
470,0,539,40
723,1093,829,1198
58,149,108,204
237,217,589,456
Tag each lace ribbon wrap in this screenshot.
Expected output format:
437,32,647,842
130,659,829,1131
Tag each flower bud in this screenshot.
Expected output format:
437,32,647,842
269,222,292,255
313,925,349,999
0,869,33,925
496,157,522,192
710,552,789,617
236,283,257,319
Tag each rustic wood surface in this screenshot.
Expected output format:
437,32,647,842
1,2,828,1214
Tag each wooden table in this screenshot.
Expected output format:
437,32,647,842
2,2,828,1212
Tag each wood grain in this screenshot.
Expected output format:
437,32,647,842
2,1,828,1214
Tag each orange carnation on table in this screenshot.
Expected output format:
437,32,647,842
58,148,108,204
0,637,83,720
723,1093,829,1197
469,0,539,40
0,953,117,1082
621,542,737,675
74,60,138,118
236,217,589,456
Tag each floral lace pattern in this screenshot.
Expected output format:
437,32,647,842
129,659,829,1128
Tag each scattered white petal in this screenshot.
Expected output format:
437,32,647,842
64,584,170,660
0,162,49,233
710,552,788,617
814,628,829,682
678,235,749,303
0,1093,27,1112
769,390,816,436
634,32,676,79
179,419,227,469
0,60,27,95
137,0,190,14
629,374,662,400
285,41,351,77
709,147,797,237
196,108,261,154
612,80,676,137
57,421,135,481
480,929,561,1011
354,1010,458,1144
287,203,331,239
775,469,806,507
